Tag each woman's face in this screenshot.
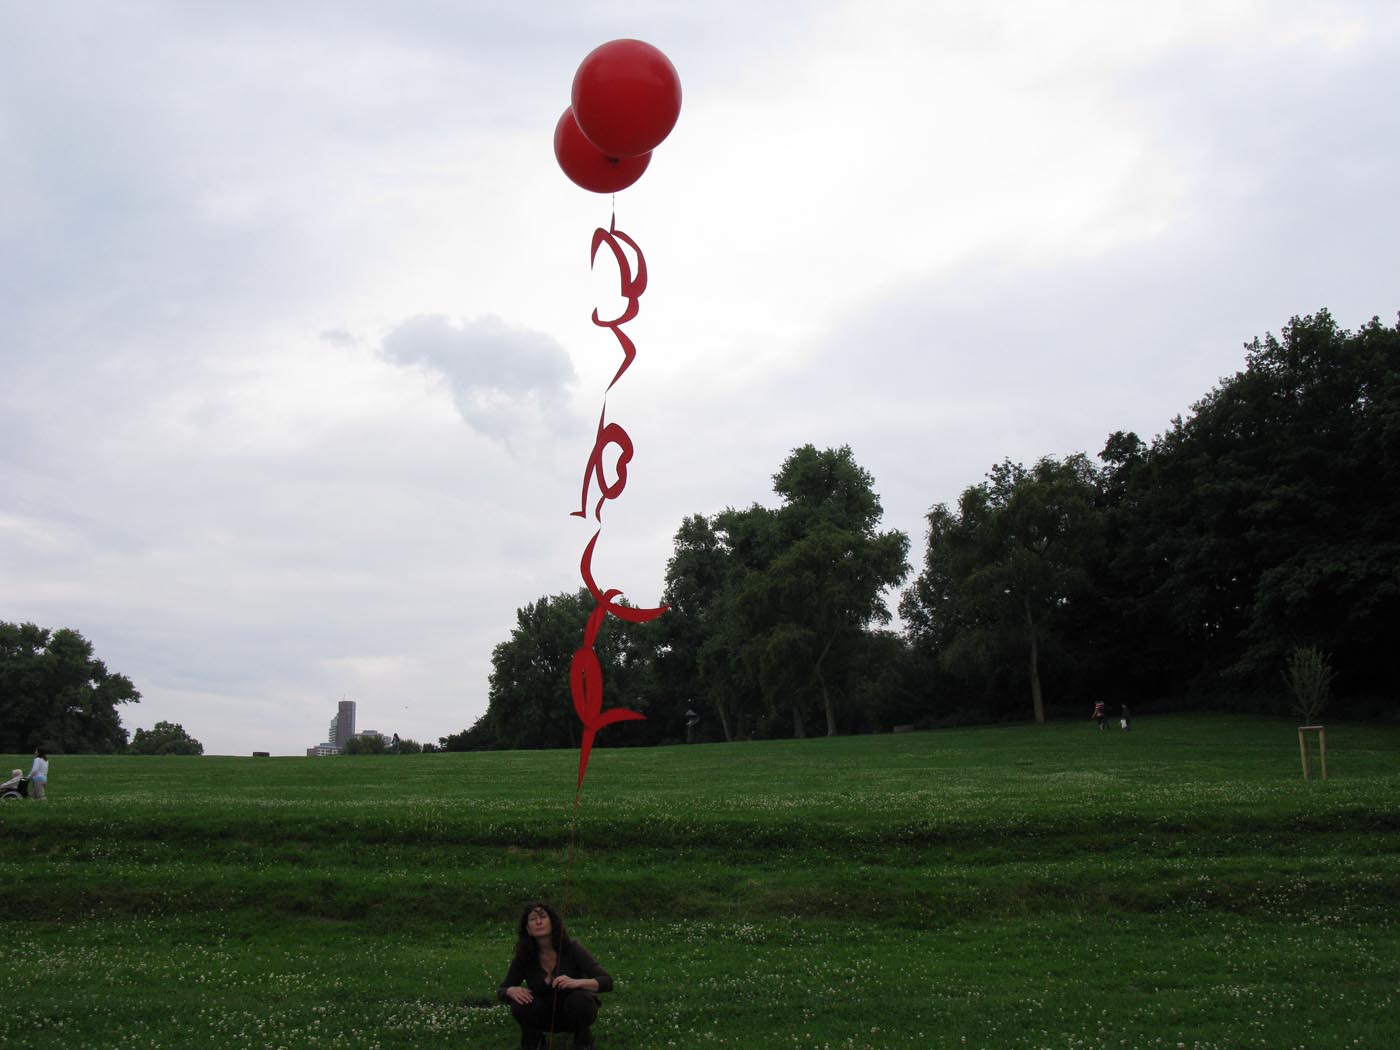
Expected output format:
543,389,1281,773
527,908,553,939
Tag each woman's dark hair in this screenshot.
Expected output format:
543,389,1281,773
515,901,569,962
34,748,47,760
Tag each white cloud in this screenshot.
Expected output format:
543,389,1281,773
380,314,577,441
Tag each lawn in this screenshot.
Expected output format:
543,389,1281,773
2,713,1397,1048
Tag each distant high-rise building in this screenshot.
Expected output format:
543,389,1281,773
329,700,356,750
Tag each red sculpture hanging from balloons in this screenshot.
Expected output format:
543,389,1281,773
554,40,681,792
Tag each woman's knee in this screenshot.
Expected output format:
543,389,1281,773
561,991,598,1024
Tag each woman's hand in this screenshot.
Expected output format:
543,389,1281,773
551,976,596,992
505,986,533,1005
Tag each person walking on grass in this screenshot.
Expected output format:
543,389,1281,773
1092,700,1106,731
1120,704,1132,732
28,748,49,800
498,901,612,1050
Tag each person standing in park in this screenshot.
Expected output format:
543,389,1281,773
28,748,49,800
1120,704,1132,732
1092,700,1106,731
498,901,612,1050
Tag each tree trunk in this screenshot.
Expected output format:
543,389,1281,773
818,671,837,736
716,701,734,743
792,703,807,738
1025,595,1045,724
814,631,839,736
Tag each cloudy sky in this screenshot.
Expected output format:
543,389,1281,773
3,1,1396,755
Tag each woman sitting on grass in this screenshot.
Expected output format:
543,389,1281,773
497,901,611,1050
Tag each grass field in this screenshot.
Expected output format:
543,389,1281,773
2,713,1398,1049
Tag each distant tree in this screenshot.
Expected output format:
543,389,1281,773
445,588,658,752
656,514,735,739
697,504,783,740
341,734,387,755
1284,645,1334,724
0,622,138,753
665,446,909,740
1101,311,1400,705
129,720,204,756
440,721,494,752
396,737,423,754
766,445,910,735
420,741,442,753
902,455,1103,723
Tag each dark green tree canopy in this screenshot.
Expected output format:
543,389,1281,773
0,622,139,753
444,310,1398,746
1101,310,1400,699
129,720,204,756
456,588,660,752
905,309,1400,722
666,444,909,740
901,454,1103,723
340,734,387,755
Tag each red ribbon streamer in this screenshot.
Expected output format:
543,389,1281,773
569,216,668,791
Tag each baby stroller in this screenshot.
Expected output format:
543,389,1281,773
0,770,27,801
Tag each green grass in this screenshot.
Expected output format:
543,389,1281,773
2,713,1398,1048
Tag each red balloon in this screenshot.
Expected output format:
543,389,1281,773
571,39,682,159
553,108,651,194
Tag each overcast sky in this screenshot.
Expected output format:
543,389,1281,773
3,1,1397,755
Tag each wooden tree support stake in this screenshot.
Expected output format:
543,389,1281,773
1298,725,1327,780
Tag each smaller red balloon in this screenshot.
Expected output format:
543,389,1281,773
571,39,682,159
553,108,651,194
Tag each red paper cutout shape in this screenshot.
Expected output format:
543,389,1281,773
569,220,669,791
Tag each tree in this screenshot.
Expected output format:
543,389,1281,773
902,455,1103,723
0,622,139,752
129,720,204,756
664,446,909,739
766,446,911,735
341,734,387,755
440,722,495,752
448,588,659,751
696,504,783,740
1284,645,1333,724
658,514,740,740
1101,311,1400,705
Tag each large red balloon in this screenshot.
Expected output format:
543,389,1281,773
553,108,651,194
571,39,682,159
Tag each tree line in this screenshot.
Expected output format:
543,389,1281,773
445,310,1399,750
6,311,1393,754
0,623,202,754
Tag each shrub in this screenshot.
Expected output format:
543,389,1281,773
1284,645,1334,724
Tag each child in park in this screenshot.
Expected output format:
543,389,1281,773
28,749,49,800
